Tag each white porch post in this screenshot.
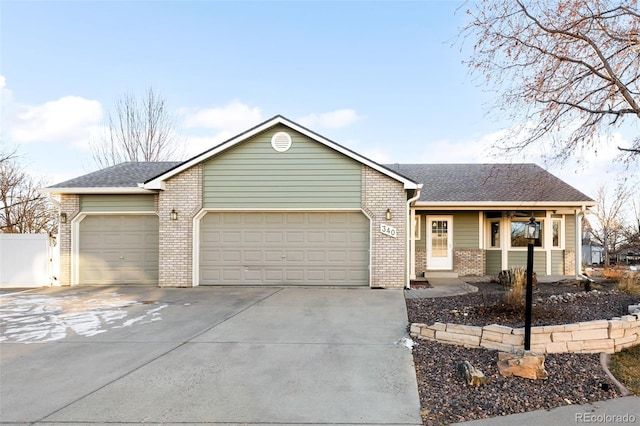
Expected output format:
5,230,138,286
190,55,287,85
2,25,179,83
410,208,416,280
575,208,583,279
545,211,552,276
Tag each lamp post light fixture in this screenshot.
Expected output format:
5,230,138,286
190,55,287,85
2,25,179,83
524,216,540,350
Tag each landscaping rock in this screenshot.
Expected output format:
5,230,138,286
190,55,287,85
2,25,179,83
497,351,548,380
457,360,487,386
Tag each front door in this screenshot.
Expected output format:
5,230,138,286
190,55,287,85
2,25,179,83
426,215,453,270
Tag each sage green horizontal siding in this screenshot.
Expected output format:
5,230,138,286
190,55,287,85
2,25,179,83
565,215,576,250
416,211,479,248
508,251,547,275
551,250,565,275
453,212,478,249
80,195,156,212
486,250,502,275
203,125,361,209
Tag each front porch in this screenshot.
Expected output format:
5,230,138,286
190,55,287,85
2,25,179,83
409,209,582,279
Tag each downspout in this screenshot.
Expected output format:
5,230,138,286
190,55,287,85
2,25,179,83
406,185,423,289
44,193,61,287
576,205,586,279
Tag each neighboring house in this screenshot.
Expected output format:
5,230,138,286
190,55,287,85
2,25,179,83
582,234,604,266
41,116,596,289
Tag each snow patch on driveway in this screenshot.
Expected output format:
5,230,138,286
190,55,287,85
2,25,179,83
0,292,167,343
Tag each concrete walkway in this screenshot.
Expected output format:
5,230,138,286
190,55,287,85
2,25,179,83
1,286,422,425
405,277,478,299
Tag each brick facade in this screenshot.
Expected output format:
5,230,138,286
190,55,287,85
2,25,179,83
58,194,80,286
361,166,407,288
157,165,202,287
564,249,576,276
415,247,427,277
453,249,485,276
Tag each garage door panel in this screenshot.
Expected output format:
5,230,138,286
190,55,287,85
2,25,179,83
222,251,241,262
222,231,241,243
286,232,305,243
350,250,369,262
244,232,262,243
264,270,283,281
307,270,326,280
243,250,263,262
199,212,369,286
265,232,283,243
79,215,159,285
285,269,304,281
285,251,304,262
328,270,347,281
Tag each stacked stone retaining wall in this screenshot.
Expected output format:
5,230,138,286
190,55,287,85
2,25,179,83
410,314,640,354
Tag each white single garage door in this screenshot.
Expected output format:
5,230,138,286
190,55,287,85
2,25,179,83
78,215,159,285
199,212,369,286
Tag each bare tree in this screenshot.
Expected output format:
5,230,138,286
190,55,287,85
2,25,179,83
90,87,180,168
461,0,640,162
0,140,17,166
588,184,630,266
624,195,640,250
1,160,57,234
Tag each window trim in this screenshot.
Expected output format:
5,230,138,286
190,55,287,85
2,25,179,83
488,219,501,249
510,218,543,249
551,217,564,249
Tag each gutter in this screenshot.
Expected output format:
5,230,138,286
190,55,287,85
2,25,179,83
406,185,423,289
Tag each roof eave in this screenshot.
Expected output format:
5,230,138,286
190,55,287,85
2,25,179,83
39,187,158,195
413,200,597,210
143,115,420,190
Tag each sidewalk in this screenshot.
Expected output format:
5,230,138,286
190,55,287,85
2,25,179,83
453,396,640,425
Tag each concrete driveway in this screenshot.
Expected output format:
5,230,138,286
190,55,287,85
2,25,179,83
0,286,422,425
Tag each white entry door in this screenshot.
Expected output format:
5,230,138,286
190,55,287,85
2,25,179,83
426,215,453,270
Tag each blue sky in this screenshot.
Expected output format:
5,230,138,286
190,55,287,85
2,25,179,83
1,0,636,199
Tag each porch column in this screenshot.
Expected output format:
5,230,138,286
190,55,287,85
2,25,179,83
410,208,416,280
575,208,583,279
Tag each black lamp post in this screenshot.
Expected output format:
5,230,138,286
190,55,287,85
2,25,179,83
524,216,540,350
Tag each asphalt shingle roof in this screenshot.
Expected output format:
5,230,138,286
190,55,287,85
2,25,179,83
47,162,182,188
47,161,593,204
384,163,593,203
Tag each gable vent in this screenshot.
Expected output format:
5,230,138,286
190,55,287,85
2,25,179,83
271,131,292,152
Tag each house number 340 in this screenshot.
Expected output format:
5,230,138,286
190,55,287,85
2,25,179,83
380,224,397,238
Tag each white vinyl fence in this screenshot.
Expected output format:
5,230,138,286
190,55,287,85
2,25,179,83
0,234,56,288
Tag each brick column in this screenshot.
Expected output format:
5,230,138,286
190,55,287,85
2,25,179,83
454,249,485,276
361,166,407,288
158,165,203,287
564,249,575,276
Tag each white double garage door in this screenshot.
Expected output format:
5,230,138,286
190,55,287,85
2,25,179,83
79,211,370,286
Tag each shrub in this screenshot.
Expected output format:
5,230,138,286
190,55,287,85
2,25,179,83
617,272,640,295
603,268,625,280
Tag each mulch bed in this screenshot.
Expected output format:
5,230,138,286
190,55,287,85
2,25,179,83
406,279,638,425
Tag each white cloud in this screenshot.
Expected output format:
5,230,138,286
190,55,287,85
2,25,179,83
298,109,363,129
181,100,263,131
1,78,102,149
180,131,237,158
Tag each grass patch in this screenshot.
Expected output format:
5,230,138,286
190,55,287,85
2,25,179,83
609,345,640,395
